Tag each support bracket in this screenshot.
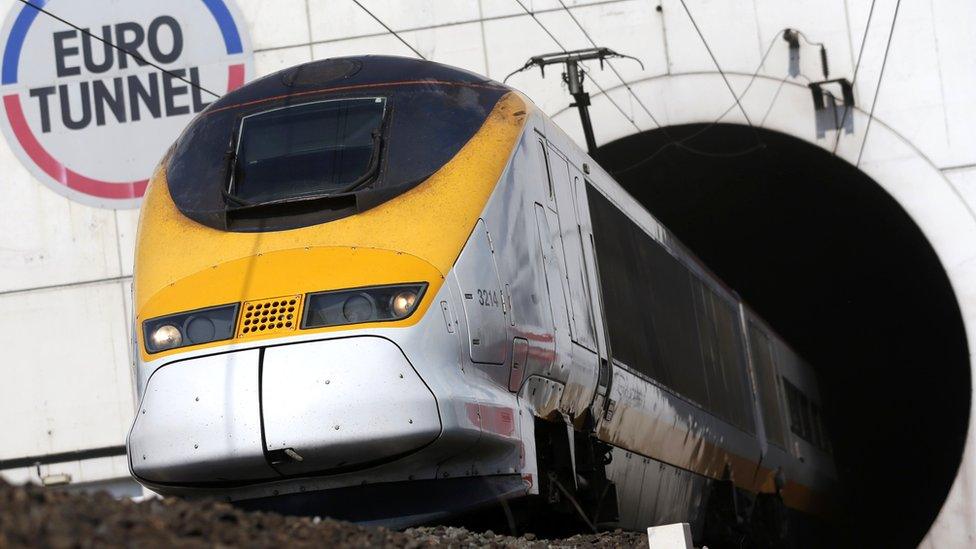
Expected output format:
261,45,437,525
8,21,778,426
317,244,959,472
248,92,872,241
808,78,855,111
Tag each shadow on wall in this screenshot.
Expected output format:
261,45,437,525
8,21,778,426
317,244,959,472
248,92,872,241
595,123,970,548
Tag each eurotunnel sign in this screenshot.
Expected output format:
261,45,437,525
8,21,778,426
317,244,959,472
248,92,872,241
0,0,252,208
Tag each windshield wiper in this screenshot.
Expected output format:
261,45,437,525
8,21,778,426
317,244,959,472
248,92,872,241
222,187,252,207
225,129,384,216
333,129,384,194
221,132,253,207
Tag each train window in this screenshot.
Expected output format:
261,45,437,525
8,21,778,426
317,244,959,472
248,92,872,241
783,379,806,439
810,403,826,449
696,283,754,431
230,98,386,204
782,377,831,452
749,325,787,447
645,237,704,405
585,181,668,386
586,182,753,431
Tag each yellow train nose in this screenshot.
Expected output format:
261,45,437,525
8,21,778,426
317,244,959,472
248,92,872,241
137,246,443,359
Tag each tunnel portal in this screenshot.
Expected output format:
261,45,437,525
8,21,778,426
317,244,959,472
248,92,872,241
594,123,970,548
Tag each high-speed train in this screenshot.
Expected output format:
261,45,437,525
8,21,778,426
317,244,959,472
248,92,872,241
126,56,835,545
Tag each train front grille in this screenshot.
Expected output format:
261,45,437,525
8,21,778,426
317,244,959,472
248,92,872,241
238,295,303,338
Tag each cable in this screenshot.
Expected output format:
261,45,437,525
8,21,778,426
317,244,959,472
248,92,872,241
856,0,901,167
832,0,877,155
511,0,642,132
519,0,746,153
555,0,667,130
582,68,642,132
610,29,792,175
350,0,426,60
14,0,220,98
611,136,765,176
671,31,785,141
521,0,808,172
793,29,826,49
553,0,781,168
510,0,639,130
512,0,568,51
676,0,762,145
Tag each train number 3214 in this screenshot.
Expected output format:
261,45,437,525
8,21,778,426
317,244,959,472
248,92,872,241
477,289,500,308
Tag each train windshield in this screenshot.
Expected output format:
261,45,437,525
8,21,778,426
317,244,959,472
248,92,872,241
166,56,510,232
230,98,386,204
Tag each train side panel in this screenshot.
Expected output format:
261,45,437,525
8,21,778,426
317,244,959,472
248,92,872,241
527,115,837,524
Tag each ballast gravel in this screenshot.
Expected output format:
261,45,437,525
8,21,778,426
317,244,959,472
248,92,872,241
0,480,647,548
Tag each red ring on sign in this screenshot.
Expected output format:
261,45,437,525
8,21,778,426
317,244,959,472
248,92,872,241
3,63,245,200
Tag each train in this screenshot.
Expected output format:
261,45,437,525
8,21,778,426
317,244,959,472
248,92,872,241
126,56,836,545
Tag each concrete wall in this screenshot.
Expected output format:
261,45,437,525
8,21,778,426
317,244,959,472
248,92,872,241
1,0,973,542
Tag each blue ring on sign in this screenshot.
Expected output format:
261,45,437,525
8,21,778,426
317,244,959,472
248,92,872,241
201,0,244,55
2,0,244,85
1,0,46,85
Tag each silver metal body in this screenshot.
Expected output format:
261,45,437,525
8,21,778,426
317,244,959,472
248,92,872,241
127,107,835,527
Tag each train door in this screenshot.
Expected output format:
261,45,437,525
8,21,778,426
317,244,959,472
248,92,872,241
545,145,598,352
542,143,601,415
572,171,612,410
536,140,573,343
534,203,571,375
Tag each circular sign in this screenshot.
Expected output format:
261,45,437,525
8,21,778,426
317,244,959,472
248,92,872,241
0,0,252,208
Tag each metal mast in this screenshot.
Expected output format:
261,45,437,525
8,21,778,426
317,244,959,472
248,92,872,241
506,47,643,155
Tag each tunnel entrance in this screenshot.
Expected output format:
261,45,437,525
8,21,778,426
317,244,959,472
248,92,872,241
594,123,970,547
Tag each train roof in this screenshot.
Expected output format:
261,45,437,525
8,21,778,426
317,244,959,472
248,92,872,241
211,55,512,113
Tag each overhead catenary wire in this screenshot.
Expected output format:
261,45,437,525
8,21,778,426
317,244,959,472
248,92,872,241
349,0,785,169
856,0,901,167
666,30,792,144
556,0,825,172
511,0,643,132
22,0,816,173
554,0,668,130
527,1,846,176
610,28,791,175
350,0,427,60
14,0,221,98
563,4,801,167
832,0,877,155
511,0,568,52
676,0,763,146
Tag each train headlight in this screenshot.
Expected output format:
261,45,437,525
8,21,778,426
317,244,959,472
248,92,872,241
391,290,418,318
150,325,182,350
303,283,428,329
143,304,239,354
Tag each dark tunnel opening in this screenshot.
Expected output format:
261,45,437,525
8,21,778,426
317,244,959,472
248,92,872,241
593,123,970,547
